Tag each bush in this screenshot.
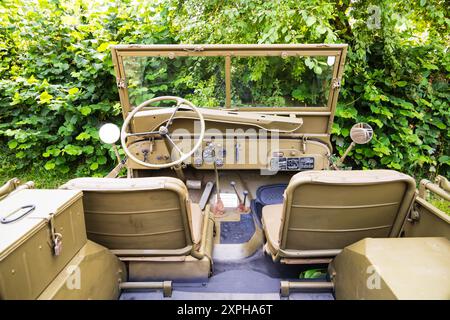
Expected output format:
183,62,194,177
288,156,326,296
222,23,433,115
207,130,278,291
0,0,448,183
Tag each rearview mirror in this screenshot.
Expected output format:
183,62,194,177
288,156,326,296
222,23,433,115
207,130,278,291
99,123,120,144
335,122,374,168
350,122,373,144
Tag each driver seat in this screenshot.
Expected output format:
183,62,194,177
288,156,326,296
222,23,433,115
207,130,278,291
61,177,214,281
262,170,416,263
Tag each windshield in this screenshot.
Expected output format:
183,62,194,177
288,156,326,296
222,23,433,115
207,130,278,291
112,44,347,113
122,55,335,108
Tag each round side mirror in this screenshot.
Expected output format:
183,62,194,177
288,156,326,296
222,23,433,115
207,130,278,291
99,123,120,144
350,122,373,144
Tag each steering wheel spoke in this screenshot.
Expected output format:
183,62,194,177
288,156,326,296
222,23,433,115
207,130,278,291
165,135,185,157
125,131,160,138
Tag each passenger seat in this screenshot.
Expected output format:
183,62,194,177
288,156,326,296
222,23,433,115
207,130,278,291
261,170,416,262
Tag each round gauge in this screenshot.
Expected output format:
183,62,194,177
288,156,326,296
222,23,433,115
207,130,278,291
202,147,215,164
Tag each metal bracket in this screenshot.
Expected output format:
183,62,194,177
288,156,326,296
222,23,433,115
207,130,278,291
332,78,341,89
183,45,204,52
116,78,126,89
407,205,420,223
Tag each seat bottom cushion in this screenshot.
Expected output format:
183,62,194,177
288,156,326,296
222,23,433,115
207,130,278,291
261,204,283,255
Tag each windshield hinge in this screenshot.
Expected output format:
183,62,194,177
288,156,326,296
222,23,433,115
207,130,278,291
332,78,341,89
116,78,126,89
183,45,205,52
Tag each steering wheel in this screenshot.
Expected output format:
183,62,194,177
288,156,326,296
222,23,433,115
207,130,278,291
121,96,205,169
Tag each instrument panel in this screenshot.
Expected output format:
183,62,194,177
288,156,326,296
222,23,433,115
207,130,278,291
127,138,330,171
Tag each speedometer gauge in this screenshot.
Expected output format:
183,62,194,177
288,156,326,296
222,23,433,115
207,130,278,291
202,143,226,166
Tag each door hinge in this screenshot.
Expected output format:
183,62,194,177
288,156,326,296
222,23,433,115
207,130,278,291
116,78,126,89
332,78,341,89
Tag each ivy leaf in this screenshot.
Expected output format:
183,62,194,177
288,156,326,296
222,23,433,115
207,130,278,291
438,156,450,165
76,132,91,140
68,87,79,95
39,91,53,104
305,58,315,69
80,106,92,116
97,42,116,52
44,161,56,170
314,65,322,75
64,144,83,155
15,151,25,159
97,155,107,165
83,146,95,154
27,75,39,84
8,140,18,149
90,162,99,170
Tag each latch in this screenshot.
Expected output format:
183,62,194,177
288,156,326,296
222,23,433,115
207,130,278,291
407,205,420,223
301,136,308,154
48,213,63,256
116,78,126,89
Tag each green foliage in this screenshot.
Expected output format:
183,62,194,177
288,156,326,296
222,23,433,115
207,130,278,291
0,0,172,177
0,0,448,181
299,268,327,279
427,194,450,215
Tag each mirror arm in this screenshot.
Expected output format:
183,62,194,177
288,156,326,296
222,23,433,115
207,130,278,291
112,144,122,164
337,141,355,166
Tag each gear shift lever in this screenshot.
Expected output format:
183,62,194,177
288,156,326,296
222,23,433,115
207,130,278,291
230,181,243,204
243,190,248,207
230,181,250,213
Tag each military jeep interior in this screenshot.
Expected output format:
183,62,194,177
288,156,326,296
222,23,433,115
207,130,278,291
1,44,449,300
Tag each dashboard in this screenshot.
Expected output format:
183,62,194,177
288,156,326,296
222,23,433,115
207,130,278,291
125,107,332,171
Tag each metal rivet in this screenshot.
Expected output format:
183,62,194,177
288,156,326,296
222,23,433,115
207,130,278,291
11,269,15,274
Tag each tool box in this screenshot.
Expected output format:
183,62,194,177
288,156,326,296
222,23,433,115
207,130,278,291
0,189,86,299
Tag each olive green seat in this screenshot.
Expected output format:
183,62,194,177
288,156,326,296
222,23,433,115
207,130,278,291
262,170,416,262
61,177,214,281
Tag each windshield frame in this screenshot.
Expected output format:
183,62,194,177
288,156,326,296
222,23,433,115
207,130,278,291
111,44,348,117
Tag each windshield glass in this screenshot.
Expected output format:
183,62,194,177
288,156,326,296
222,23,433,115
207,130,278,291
122,55,335,108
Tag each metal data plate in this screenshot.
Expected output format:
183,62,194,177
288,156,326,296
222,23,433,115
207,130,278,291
219,193,238,208
270,157,315,171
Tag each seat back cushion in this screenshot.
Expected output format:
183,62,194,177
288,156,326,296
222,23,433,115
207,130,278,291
61,177,193,250
280,170,416,251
